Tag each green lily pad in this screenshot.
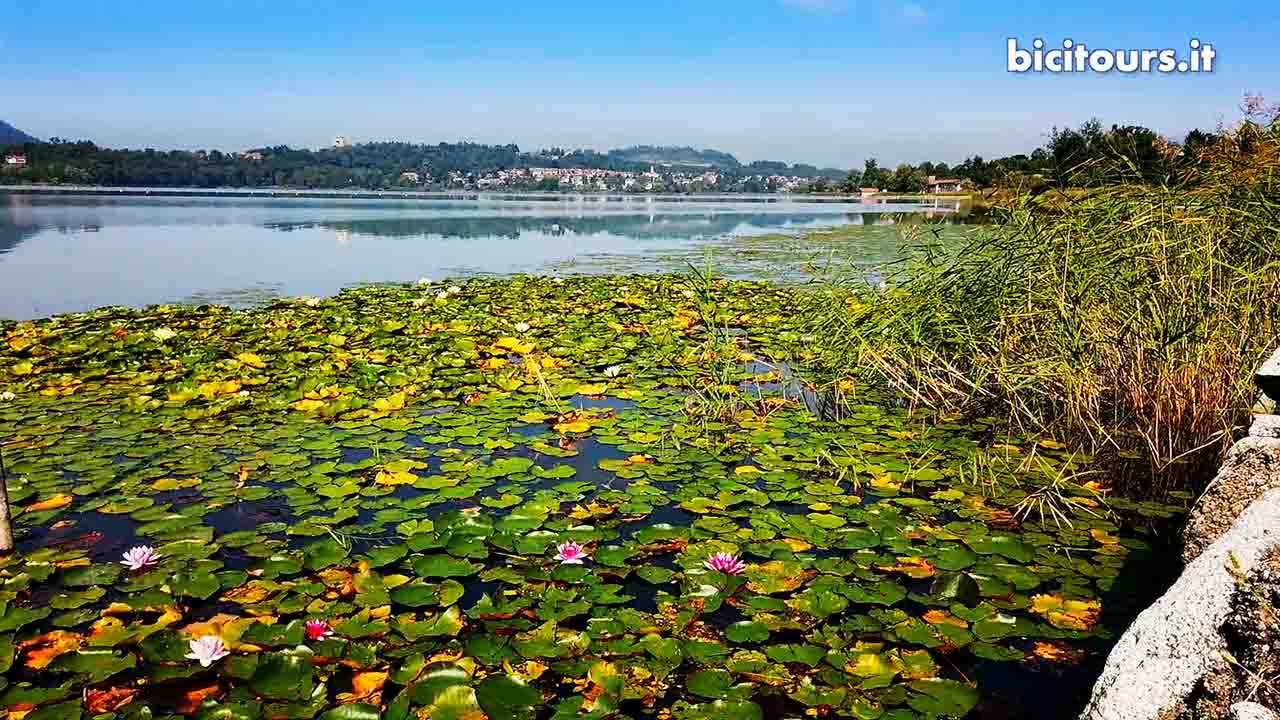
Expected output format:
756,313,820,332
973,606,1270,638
476,674,542,720
411,555,481,578
725,621,769,644
907,678,980,716
249,648,316,701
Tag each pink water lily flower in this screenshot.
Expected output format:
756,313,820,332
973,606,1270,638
185,636,230,667
303,619,334,642
703,552,748,576
555,541,588,565
120,545,161,571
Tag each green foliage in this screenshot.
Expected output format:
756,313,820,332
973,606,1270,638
0,274,1185,719
0,140,526,189
810,117,1280,493
0,139,844,190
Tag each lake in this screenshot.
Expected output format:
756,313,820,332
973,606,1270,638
0,191,967,319
0,192,1189,720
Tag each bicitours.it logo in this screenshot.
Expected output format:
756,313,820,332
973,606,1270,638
1007,38,1216,74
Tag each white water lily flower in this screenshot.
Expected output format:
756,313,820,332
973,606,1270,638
436,290,450,301
603,365,623,378
416,277,433,286
304,297,322,307
411,298,429,307
0,391,14,402
152,328,177,341
514,322,531,333
447,285,462,294
681,290,697,298
185,636,229,667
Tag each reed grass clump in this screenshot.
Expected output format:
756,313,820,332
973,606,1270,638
811,118,1280,494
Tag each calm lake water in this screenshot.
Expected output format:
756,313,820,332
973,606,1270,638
0,191,966,319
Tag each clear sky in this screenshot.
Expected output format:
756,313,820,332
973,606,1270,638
1,1,1275,168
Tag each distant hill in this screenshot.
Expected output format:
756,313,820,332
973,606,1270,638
5,138,849,190
608,145,742,169
0,120,39,147
604,145,844,177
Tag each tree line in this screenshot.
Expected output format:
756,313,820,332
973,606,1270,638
837,119,1223,192
0,139,844,190
0,120,1226,192
0,140,530,189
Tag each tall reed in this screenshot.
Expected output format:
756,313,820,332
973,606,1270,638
808,119,1280,494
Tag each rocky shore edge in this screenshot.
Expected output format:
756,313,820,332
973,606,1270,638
1081,349,1280,720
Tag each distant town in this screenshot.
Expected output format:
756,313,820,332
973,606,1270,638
0,123,983,195
294,137,963,194
210,136,869,194
430,164,819,194
4,118,1200,195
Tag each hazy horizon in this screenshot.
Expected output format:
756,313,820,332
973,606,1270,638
3,0,1276,168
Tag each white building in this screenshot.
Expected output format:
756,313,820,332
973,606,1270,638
923,176,965,193
4,154,27,167
334,136,353,149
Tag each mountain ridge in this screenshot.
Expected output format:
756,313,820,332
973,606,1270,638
606,145,742,169
0,120,39,147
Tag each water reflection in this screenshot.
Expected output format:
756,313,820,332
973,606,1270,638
269,210,942,244
1,194,37,254
0,193,971,319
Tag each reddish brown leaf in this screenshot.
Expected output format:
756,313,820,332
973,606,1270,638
175,683,223,714
85,686,141,713
20,631,84,670
336,671,388,704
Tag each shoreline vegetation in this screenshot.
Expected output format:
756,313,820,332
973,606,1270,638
804,110,1280,496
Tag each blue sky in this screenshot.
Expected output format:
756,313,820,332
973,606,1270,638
1,0,1275,168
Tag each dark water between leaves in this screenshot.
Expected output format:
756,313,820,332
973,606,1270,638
0,191,968,319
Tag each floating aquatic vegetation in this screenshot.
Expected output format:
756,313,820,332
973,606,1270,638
0,276,1183,719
